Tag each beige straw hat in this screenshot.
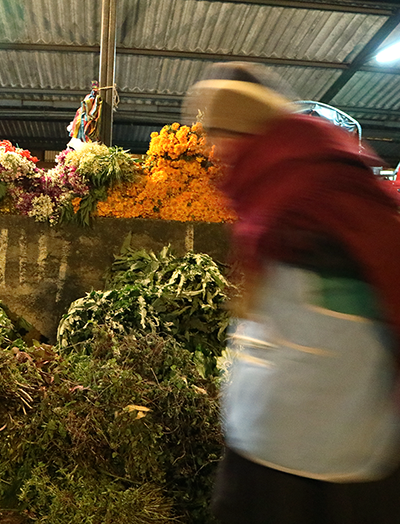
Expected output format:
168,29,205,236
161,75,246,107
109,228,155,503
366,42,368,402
183,62,296,134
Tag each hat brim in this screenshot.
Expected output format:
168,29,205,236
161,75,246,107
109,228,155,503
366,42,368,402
184,79,294,134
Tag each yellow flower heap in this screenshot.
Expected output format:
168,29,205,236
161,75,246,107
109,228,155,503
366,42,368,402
97,122,236,223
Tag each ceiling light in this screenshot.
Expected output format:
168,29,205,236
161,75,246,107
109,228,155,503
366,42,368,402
376,42,400,63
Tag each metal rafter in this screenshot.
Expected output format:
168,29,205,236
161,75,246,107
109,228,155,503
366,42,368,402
0,109,179,124
0,43,347,69
338,106,400,117
3,44,400,76
211,0,397,16
320,8,400,103
0,88,184,102
3,94,400,120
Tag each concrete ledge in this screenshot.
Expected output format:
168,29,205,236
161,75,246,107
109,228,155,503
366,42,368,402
0,216,232,342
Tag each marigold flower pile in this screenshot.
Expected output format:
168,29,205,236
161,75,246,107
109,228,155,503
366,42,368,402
0,124,236,224
96,122,237,223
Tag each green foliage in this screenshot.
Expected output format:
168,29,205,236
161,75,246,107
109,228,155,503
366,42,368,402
59,242,234,376
79,146,139,188
0,302,39,349
0,333,222,523
51,144,143,227
20,468,176,524
74,186,108,227
0,245,230,523
0,304,14,345
67,146,142,227
0,181,7,200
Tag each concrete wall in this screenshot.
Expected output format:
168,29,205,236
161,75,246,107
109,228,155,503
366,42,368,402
0,216,231,343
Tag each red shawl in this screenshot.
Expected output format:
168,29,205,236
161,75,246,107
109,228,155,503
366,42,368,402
220,113,400,342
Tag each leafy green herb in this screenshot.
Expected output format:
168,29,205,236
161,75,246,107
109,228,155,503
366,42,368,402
0,244,230,523
60,242,235,375
0,332,221,523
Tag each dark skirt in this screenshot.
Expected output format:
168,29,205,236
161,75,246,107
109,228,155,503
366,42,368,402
212,448,400,524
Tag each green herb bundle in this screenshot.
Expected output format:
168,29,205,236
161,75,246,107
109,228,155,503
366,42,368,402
58,240,234,377
0,324,222,523
0,245,230,523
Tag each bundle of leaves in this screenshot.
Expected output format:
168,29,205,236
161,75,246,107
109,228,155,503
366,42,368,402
0,302,44,351
0,329,222,523
57,143,143,226
58,241,235,377
0,304,14,346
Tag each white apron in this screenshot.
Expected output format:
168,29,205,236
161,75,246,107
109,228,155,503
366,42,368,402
223,263,400,482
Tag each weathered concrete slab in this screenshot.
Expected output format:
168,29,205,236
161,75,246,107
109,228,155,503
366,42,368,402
0,216,232,342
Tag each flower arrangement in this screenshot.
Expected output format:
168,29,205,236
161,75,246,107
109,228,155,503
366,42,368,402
0,140,89,224
0,140,50,219
0,124,236,225
57,142,141,226
97,122,237,223
0,141,141,226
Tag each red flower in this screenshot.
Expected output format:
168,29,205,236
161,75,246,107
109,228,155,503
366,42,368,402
0,140,15,152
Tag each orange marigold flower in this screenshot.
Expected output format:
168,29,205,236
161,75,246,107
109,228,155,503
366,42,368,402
97,121,236,223
71,197,82,214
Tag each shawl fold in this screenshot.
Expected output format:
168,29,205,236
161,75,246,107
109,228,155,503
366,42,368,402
221,113,400,342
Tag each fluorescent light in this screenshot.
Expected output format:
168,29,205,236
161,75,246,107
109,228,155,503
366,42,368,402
376,42,400,63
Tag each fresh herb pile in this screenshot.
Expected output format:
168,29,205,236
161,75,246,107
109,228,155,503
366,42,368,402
0,243,234,523
59,238,234,377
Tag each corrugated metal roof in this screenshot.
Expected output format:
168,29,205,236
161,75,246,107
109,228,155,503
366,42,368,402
332,71,400,109
0,50,345,102
0,119,67,138
0,0,101,45
1,0,400,164
113,123,162,144
117,55,344,100
0,0,390,61
118,0,388,63
0,50,99,90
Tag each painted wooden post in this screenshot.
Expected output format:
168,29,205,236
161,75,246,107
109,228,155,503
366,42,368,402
99,0,117,146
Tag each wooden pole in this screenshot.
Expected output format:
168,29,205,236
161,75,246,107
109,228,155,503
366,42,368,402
99,0,117,146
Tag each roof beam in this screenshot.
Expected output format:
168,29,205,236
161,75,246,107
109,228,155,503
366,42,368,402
0,43,100,53
3,102,400,123
337,106,400,118
0,87,184,102
0,109,179,124
117,47,349,69
2,137,70,147
320,8,400,104
0,43,347,69
3,44,400,75
4,43,400,77
212,0,396,16
362,130,400,140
